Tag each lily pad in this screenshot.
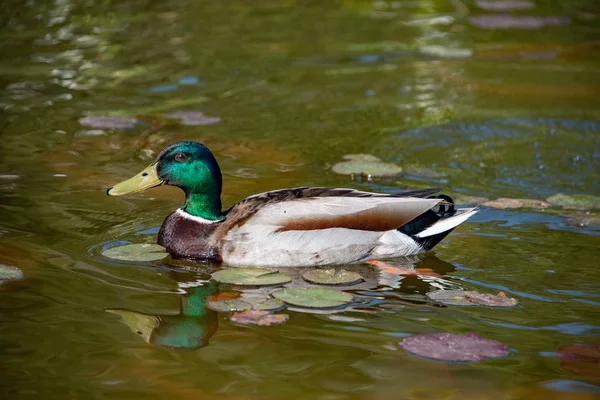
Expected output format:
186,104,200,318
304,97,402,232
164,111,221,126
79,115,138,129
229,310,289,326
547,193,600,210
272,287,353,309
302,269,363,285
208,297,285,312
0,264,24,283
400,332,509,362
101,243,169,262
427,290,518,307
332,154,402,177
211,268,291,287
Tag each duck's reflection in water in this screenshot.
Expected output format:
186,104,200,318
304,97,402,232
106,253,457,350
107,279,219,351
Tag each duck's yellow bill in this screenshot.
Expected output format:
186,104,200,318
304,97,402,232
107,163,163,196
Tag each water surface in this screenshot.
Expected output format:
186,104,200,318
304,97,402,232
1,1,599,399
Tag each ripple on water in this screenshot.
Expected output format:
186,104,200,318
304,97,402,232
392,118,600,196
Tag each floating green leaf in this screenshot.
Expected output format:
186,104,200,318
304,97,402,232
302,268,363,285
230,310,289,326
211,268,291,286
208,297,285,312
332,154,402,177
101,243,169,262
273,287,353,308
427,290,518,307
547,193,600,210
0,264,24,283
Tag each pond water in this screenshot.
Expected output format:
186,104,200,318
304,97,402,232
1,1,599,399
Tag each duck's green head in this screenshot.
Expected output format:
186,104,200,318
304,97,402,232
108,141,223,219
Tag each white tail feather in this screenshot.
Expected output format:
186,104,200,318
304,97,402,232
415,208,478,238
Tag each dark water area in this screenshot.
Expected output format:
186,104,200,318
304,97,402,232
1,1,599,399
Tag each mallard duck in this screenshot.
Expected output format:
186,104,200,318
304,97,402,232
108,141,477,267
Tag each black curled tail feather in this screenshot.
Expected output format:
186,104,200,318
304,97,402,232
398,195,457,251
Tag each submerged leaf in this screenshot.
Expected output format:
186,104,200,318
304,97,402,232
208,297,285,312
455,196,490,205
427,290,518,307
483,198,524,209
367,260,441,278
164,111,221,126
101,243,169,262
419,46,473,59
0,264,24,283
515,198,551,209
475,0,535,11
332,154,402,177
403,167,447,179
302,269,363,285
230,310,289,326
558,344,600,379
272,287,353,308
483,197,551,210
211,268,291,286
547,193,600,210
400,332,509,362
79,115,138,129
470,15,570,30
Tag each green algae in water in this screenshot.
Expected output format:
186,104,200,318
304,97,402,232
211,268,292,287
547,194,600,210
101,244,169,262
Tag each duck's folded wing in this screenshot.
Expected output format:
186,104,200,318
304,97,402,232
241,196,442,232
216,187,443,238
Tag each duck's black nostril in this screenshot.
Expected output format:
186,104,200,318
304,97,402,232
142,172,148,177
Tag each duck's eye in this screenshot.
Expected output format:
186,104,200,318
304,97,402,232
174,153,187,162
